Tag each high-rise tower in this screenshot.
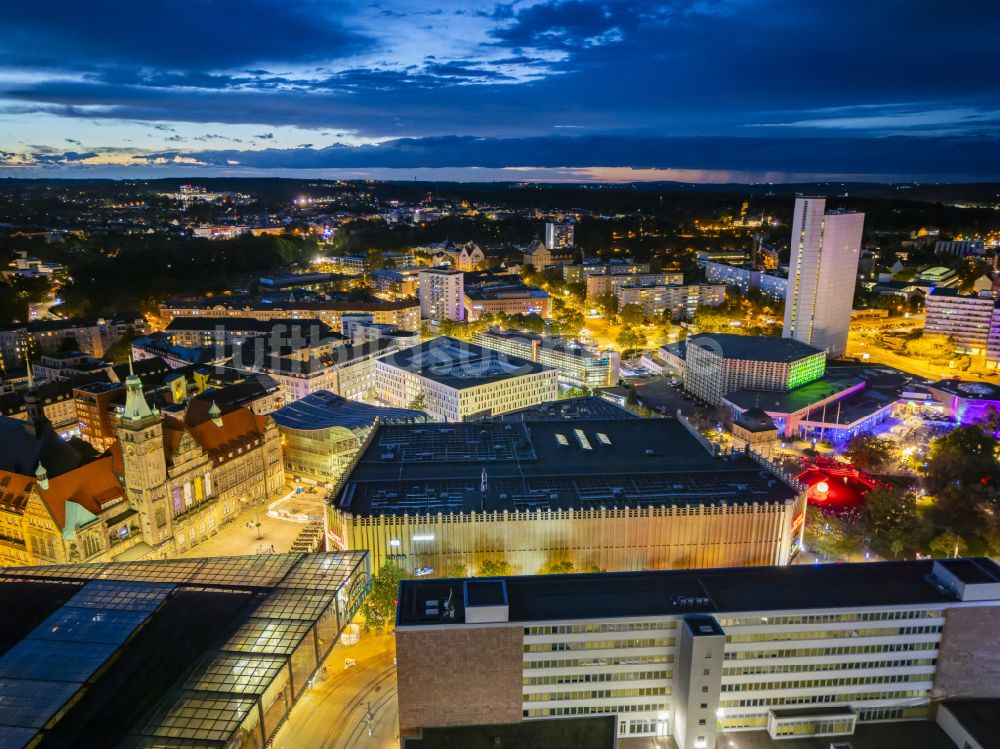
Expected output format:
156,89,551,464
783,197,864,357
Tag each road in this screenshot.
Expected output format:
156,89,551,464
272,632,399,749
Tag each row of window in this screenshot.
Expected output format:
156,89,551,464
721,672,929,692
725,625,941,644
718,610,942,627
525,686,667,703
772,718,854,737
525,638,674,653
524,654,672,670
524,702,664,719
524,670,670,687
724,641,938,661
722,657,936,676
525,621,675,636
719,688,930,709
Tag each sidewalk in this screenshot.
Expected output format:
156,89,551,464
177,509,308,558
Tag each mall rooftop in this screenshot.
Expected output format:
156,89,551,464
688,333,825,363
397,557,1000,627
332,417,797,517
0,551,369,749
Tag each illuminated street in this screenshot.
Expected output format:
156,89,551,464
272,632,399,749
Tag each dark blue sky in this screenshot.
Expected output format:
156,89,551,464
1,0,998,180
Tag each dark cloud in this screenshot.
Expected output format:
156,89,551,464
124,134,1000,179
0,0,367,71
1,0,998,175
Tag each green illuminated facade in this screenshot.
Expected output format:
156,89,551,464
787,352,827,389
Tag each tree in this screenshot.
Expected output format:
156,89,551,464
443,561,467,578
541,559,575,574
924,425,999,494
616,326,646,353
928,531,968,559
804,506,865,560
361,560,405,633
407,392,427,411
619,303,645,326
476,559,511,577
594,292,618,318
863,487,927,556
581,563,606,573
843,434,898,472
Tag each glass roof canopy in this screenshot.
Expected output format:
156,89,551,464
0,551,371,749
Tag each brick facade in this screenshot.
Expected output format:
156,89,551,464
396,625,523,732
933,605,1000,699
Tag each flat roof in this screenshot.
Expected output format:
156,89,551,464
688,333,824,363
397,557,1000,627
376,336,552,389
0,552,367,748
271,390,428,431
491,396,637,422
335,417,796,517
725,377,864,416
941,700,1000,749
926,379,1000,401
403,716,616,749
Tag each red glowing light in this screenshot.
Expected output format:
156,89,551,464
815,481,830,494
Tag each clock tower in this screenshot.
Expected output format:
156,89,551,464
117,369,171,549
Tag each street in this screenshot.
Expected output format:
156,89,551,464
272,631,399,749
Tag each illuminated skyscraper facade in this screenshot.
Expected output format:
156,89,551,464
783,198,864,357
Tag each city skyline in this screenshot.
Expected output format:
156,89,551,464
1,0,998,181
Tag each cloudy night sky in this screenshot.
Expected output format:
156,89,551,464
1,0,998,181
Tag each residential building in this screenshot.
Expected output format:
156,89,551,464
783,197,864,357
924,288,998,354
159,297,421,333
545,221,574,250
374,336,559,421
370,267,423,298
0,315,147,372
683,333,826,406
395,557,1000,745
0,552,370,749
430,242,485,271
31,351,107,383
564,261,650,285
935,239,985,257
164,316,333,348
325,417,806,575
418,268,465,322
586,272,684,300
523,240,574,270
616,283,725,320
272,390,427,484
703,261,788,301
473,328,620,389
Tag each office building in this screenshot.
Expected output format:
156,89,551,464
924,288,999,354
271,390,427,484
374,337,558,421
0,316,147,372
935,239,985,257
325,417,805,575
563,261,650,286
683,333,826,406
783,197,865,357
473,328,620,390
418,268,465,322
545,221,575,250
396,557,1000,746
0,551,370,749
463,283,550,321
703,261,788,301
